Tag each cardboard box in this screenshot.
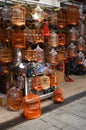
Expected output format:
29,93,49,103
0,94,7,106
57,71,65,83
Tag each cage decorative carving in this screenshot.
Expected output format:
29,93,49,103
24,28,36,43
22,49,37,62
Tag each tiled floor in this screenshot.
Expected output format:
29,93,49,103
0,74,86,124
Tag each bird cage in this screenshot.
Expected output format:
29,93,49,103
12,30,26,48
22,47,37,62
0,64,9,75
66,5,79,25
24,28,36,43
35,33,44,44
53,88,64,103
32,5,44,22
68,27,79,42
22,92,41,119
48,31,59,47
48,48,59,65
40,74,50,90
49,70,58,88
42,21,50,37
12,48,22,67
58,50,67,61
0,46,12,63
67,43,77,58
76,51,84,65
57,9,66,28
16,75,25,90
34,45,44,63
11,4,26,26
77,21,85,36
1,5,12,21
7,86,23,111
58,32,66,46
32,76,42,91
0,29,12,43
77,36,85,51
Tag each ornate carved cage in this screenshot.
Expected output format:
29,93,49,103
12,31,26,48
11,4,26,26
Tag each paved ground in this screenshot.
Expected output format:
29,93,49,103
0,75,86,130
8,96,86,130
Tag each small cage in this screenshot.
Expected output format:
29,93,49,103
32,76,42,91
66,5,80,25
53,88,64,103
68,27,79,42
57,9,67,28
0,29,12,43
49,70,58,87
77,37,85,51
0,46,12,63
1,5,12,21
58,32,66,46
48,48,59,65
40,74,50,90
34,45,44,63
48,31,59,47
7,86,23,111
67,43,77,58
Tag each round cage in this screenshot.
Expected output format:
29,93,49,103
22,92,41,119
